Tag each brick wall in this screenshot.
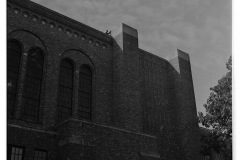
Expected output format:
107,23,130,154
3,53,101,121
139,49,170,135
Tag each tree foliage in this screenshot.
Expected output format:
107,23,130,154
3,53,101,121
198,56,232,159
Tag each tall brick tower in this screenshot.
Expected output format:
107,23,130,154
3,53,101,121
112,23,142,132
169,50,201,160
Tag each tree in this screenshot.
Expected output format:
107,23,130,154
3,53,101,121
198,56,232,160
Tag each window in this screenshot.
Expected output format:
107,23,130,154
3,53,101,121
22,48,44,122
7,145,24,160
57,59,74,122
78,66,92,121
7,41,22,117
34,149,47,160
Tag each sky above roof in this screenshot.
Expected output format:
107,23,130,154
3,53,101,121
32,0,231,114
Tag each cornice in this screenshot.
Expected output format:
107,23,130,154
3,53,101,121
8,0,113,45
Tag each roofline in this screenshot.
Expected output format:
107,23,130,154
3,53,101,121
8,0,113,44
139,48,169,63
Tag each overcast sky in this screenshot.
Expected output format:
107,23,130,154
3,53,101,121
32,0,231,114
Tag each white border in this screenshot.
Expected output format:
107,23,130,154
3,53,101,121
233,0,239,159
1,0,6,159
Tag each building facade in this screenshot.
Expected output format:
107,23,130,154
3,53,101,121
7,0,200,159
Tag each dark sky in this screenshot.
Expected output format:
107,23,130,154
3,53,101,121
32,0,232,114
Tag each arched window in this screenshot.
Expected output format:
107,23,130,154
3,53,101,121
57,59,74,122
7,40,22,117
22,48,44,122
78,66,92,121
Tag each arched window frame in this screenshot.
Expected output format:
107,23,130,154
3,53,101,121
7,40,23,117
78,65,93,121
22,47,44,122
57,58,75,122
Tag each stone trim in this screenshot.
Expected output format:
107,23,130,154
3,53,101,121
8,123,58,135
8,0,112,47
122,23,138,38
53,118,157,138
177,49,190,61
141,151,160,158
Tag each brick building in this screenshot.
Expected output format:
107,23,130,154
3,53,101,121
7,0,200,159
